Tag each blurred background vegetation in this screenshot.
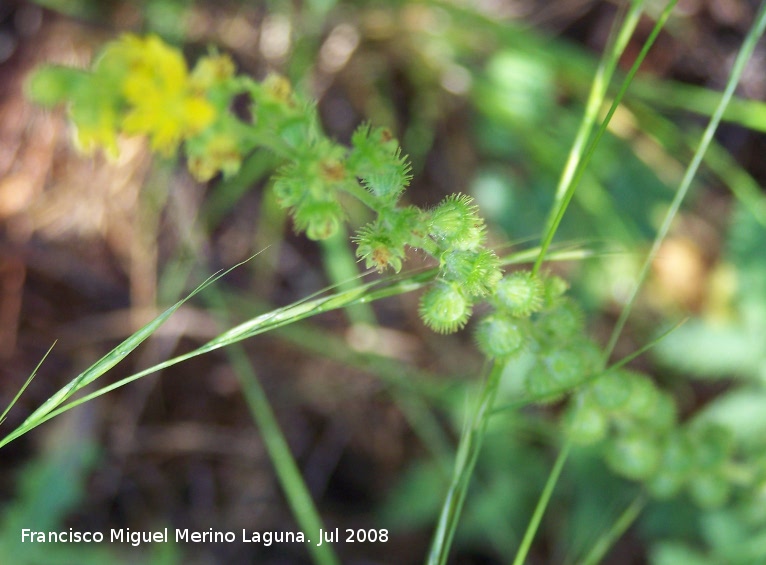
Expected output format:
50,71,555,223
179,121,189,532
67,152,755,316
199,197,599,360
1,0,765,563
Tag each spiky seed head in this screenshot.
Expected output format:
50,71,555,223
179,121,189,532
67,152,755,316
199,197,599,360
494,271,544,317
440,249,502,297
419,281,472,334
475,314,526,359
428,194,486,251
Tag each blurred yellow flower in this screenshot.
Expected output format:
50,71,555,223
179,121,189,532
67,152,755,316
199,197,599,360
100,34,216,155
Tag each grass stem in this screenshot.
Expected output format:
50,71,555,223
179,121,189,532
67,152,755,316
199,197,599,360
577,494,646,565
533,0,677,275
426,361,504,565
511,441,571,565
604,0,766,359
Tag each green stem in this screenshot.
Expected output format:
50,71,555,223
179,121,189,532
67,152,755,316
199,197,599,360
604,0,766,359
542,0,644,238
511,441,572,565
319,227,378,325
533,0,676,275
222,335,340,565
426,361,504,565
577,494,646,565
201,286,339,565
339,181,381,211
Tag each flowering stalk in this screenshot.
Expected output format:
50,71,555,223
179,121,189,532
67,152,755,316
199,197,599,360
27,33,751,529
28,33,506,335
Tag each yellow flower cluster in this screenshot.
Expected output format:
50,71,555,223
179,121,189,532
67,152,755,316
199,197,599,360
107,35,216,155
29,35,310,180
30,34,230,159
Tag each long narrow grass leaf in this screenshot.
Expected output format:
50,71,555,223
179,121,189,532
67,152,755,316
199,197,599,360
208,285,340,565
0,247,598,450
427,361,504,565
511,441,572,565
577,494,646,565
533,0,678,275
0,257,257,449
545,0,645,230
604,0,766,358
0,342,56,426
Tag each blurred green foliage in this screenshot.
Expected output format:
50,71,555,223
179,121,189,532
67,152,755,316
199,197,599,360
0,413,179,564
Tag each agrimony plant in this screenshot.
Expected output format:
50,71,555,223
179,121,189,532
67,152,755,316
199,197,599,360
10,7,766,562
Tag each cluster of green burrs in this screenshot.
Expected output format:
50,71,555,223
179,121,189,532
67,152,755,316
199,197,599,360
28,33,507,335
29,33,746,509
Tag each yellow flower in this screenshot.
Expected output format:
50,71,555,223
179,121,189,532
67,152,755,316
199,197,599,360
102,34,216,155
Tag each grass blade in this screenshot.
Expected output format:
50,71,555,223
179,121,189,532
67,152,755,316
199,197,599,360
511,441,572,565
0,342,56,426
0,259,255,449
0,246,599,451
604,0,766,358
576,494,646,565
533,0,678,275
426,361,504,565
211,287,340,565
544,0,644,232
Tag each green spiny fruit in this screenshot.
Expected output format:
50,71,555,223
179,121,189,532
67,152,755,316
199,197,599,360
440,249,502,297
427,194,487,251
563,393,608,446
605,429,662,481
589,370,632,411
534,298,584,342
293,199,344,240
419,281,473,334
494,271,544,317
475,314,526,359
645,432,695,499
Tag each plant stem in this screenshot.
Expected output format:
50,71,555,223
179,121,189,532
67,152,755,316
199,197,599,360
533,0,677,275
604,0,766,359
319,227,378,325
511,441,571,565
224,340,340,565
577,494,646,565
339,182,381,211
203,284,339,565
426,361,504,565
542,0,644,239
